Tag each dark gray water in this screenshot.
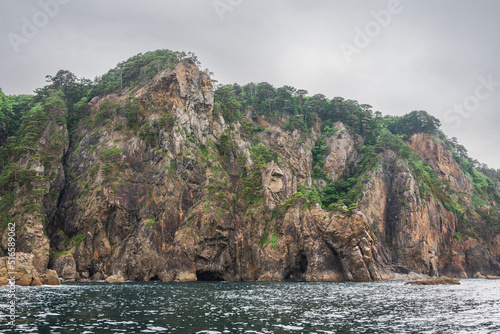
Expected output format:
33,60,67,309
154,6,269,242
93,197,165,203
1,279,500,333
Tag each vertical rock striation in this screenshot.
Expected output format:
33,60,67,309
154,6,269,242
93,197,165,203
1,56,499,283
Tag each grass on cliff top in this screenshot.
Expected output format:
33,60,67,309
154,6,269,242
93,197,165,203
91,49,202,97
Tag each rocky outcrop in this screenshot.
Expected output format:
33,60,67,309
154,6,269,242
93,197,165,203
390,271,433,281
360,151,443,276
53,254,78,282
486,275,500,279
40,270,60,285
405,277,460,285
410,133,473,195
105,271,125,283
0,93,69,273
360,139,500,278
2,57,498,283
0,253,60,286
39,60,393,283
323,122,358,182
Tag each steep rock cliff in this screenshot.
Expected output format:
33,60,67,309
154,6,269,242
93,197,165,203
360,135,500,278
45,61,388,282
2,52,499,283
0,92,68,277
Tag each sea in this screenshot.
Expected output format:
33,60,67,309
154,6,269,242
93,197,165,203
1,279,499,333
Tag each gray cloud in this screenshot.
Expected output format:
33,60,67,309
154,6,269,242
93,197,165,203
1,0,499,167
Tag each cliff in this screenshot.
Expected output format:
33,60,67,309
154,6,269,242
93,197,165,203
360,137,499,278
1,50,499,284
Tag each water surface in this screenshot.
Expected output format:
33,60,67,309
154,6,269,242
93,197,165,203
1,279,499,333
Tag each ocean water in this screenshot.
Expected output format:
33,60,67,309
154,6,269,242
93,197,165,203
1,279,500,333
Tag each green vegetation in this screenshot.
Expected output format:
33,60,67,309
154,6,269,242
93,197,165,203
100,147,123,162
453,231,478,243
2,93,34,136
158,112,175,131
51,230,86,259
258,231,279,249
123,98,142,129
214,84,241,123
98,147,127,182
145,219,158,226
240,143,278,205
312,135,328,168
56,230,86,250
212,78,500,242
1,47,499,267
0,89,69,215
91,50,200,97
384,110,441,140
444,136,500,205
215,83,312,131
53,247,76,259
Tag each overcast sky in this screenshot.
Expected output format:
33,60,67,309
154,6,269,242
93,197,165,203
1,0,499,168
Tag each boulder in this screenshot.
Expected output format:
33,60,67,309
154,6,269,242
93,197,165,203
91,272,104,281
473,272,485,279
105,271,125,283
0,253,46,286
40,270,60,285
54,254,77,281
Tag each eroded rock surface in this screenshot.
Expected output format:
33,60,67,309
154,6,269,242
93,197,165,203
0,253,60,286
1,59,498,283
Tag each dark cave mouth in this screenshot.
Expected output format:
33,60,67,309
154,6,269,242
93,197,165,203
285,253,308,281
196,271,225,281
149,275,161,281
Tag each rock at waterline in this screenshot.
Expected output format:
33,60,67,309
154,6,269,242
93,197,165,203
485,275,500,280
40,269,60,285
105,271,125,283
0,253,60,286
405,277,460,285
473,272,500,279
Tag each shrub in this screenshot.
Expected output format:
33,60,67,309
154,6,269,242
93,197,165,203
145,219,157,226
159,112,175,131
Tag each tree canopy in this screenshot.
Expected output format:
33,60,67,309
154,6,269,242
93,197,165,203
214,81,442,141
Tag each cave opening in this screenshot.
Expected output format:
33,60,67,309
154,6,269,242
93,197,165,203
196,271,224,281
326,243,352,281
149,275,161,281
285,253,308,281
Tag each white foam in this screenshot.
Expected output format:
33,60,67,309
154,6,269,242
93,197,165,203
35,312,61,317
274,324,304,331
148,326,169,331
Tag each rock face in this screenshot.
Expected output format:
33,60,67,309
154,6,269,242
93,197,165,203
40,270,60,285
409,133,473,195
53,254,78,282
0,253,60,286
0,92,68,275
1,58,499,282
36,60,389,282
360,151,444,276
359,137,500,278
323,122,358,182
105,271,125,283
486,275,500,280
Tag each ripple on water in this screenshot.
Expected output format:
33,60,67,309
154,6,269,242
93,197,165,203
1,280,500,333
